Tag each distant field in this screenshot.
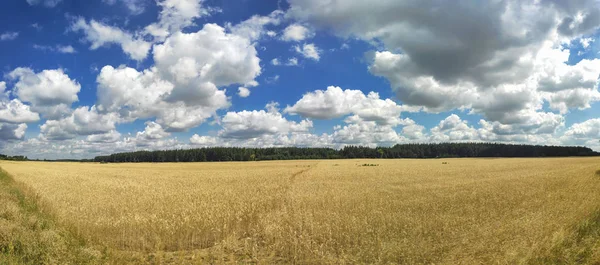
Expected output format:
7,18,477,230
1,158,600,264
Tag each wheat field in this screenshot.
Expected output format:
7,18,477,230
1,158,600,264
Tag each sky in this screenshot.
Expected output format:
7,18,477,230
1,0,600,159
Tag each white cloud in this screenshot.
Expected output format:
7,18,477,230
102,0,146,15
282,24,313,42
227,10,283,41
189,134,218,146
286,57,299,66
153,23,259,104
289,0,600,135
238,87,250,98
7,68,81,119
285,86,405,126
144,0,216,41
0,32,19,41
40,106,119,140
430,115,479,142
86,130,121,143
0,99,40,124
33,44,77,54
294,43,320,61
219,103,312,139
580,37,594,48
70,18,151,61
265,75,280,84
26,0,62,7
31,23,42,31
561,119,600,147
96,65,220,132
57,45,77,54
331,121,405,147
96,65,173,119
136,121,170,140
271,57,299,66
0,123,27,140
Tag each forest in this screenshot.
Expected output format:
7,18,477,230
0,154,28,161
92,143,599,163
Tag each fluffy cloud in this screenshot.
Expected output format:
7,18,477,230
70,18,151,61
153,23,259,102
285,86,406,125
429,115,479,142
219,103,312,139
7,68,80,119
294,43,320,60
96,66,172,119
289,0,600,134
0,32,19,41
144,0,215,41
286,57,299,66
0,123,27,140
289,0,599,85
238,87,250,98
86,130,122,143
135,121,170,141
95,20,264,132
40,106,119,140
0,99,40,124
227,10,283,41
190,134,219,146
282,24,313,41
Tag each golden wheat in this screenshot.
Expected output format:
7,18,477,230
1,158,600,264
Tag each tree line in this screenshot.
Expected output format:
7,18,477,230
93,143,599,163
0,154,28,161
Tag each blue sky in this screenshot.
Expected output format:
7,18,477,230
1,0,600,159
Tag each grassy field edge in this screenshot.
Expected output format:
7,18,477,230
528,207,600,264
0,168,107,265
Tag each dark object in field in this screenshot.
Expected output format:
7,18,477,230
361,164,379,167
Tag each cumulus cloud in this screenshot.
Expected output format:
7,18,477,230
144,0,217,41
0,99,40,124
40,106,119,140
0,32,19,41
285,86,406,125
227,10,283,41
135,121,170,141
96,21,263,132
0,123,27,140
289,0,600,136
7,68,81,119
86,130,122,143
70,18,151,61
153,23,260,103
219,103,312,139
282,24,313,41
294,43,320,60
429,115,479,142
238,87,250,98
561,118,600,147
